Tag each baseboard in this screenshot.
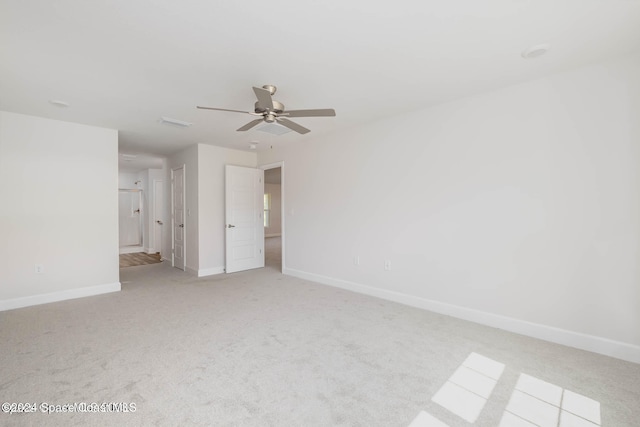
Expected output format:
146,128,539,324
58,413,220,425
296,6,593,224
284,267,640,365
119,246,143,254
197,267,225,277
265,233,282,238
184,266,224,277
0,282,121,312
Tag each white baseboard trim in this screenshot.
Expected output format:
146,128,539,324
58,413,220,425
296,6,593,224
265,233,282,238
184,266,224,277
0,282,121,312
197,267,225,277
284,267,640,364
119,246,143,254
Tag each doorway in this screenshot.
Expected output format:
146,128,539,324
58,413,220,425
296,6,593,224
152,179,164,257
261,162,284,272
171,165,186,270
118,189,143,254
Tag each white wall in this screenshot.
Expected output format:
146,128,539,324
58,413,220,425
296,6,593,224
118,171,140,189
168,143,256,276
258,53,640,362
0,111,120,310
197,144,256,275
265,183,282,236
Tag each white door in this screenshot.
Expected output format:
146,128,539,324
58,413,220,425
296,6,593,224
153,179,164,255
118,190,142,247
172,166,185,270
225,165,264,273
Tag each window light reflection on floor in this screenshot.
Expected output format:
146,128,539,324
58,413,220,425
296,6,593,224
407,353,602,427
500,373,601,427
408,410,450,427
431,352,505,423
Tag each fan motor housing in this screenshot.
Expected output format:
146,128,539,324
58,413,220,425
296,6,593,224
254,100,284,114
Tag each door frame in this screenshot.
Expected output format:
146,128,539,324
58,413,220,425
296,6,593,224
171,165,186,270
152,178,164,257
259,161,285,272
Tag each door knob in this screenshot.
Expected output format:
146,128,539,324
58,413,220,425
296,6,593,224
227,224,236,228
178,224,184,228
156,220,163,225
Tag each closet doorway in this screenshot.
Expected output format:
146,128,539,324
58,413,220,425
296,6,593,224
261,162,284,272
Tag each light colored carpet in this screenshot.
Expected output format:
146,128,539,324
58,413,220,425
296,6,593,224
1,257,639,426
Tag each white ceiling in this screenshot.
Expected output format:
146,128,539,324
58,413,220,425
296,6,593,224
2,0,640,157
118,152,164,173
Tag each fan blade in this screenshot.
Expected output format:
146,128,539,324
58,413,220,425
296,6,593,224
277,118,310,134
253,87,274,111
283,108,336,118
197,106,251,114
237,118,264,132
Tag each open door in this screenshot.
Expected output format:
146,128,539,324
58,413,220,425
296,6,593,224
225,165,265,273
172,166,185,270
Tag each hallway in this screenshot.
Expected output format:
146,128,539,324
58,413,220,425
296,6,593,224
265,236,281,272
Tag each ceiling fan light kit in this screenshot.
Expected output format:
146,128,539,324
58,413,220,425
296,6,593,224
255,122,292,136
197,85,336,135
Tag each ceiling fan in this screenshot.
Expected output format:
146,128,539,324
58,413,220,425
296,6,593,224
197,85,336,134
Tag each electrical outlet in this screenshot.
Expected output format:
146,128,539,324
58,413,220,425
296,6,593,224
354,256,360,266
35,264,44,274
384,260,391,271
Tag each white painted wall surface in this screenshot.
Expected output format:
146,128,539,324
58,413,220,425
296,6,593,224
118,172,139,189
265,183,282,236
0,111,119,308
258,53,640,361
197,144,256,275
167,144,256,276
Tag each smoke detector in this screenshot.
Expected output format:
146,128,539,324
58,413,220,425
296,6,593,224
49,99,69,107
160,116,192,127
521,44,550,59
